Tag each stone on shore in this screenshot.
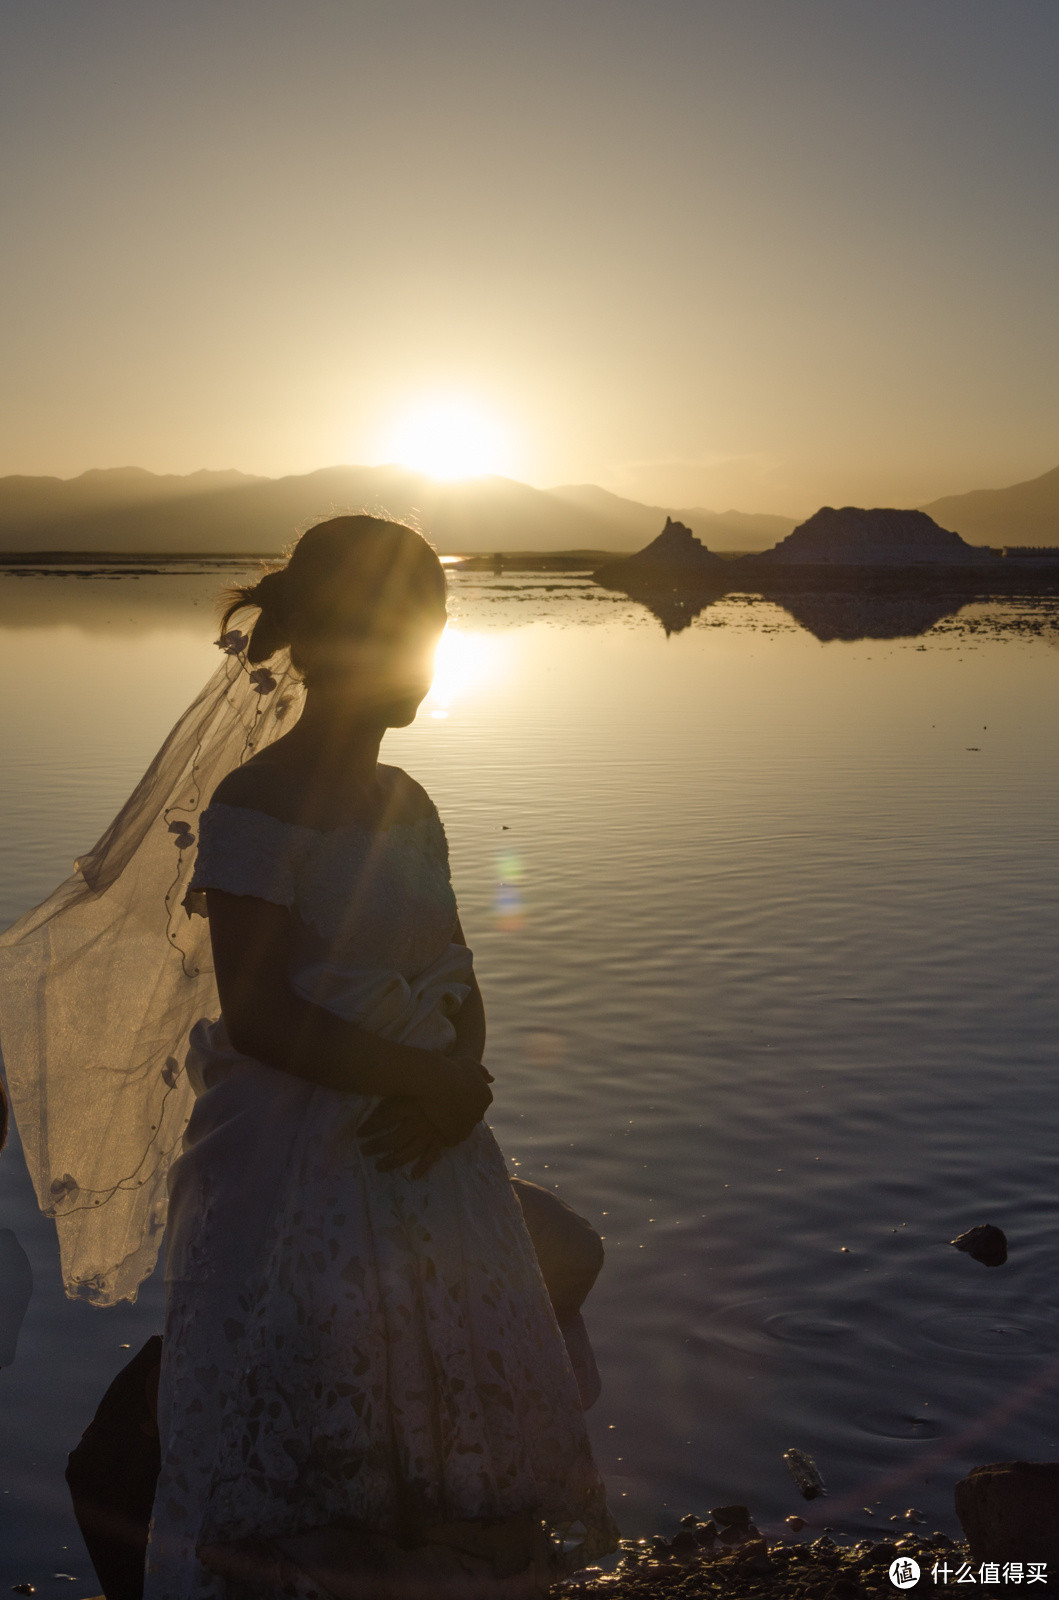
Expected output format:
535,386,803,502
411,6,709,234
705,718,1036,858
709,1505,751,1530
558,1527,968,1598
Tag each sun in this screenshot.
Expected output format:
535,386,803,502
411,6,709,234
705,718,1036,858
384,397,511,480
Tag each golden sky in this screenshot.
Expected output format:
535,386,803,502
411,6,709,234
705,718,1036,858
1,0,1056,516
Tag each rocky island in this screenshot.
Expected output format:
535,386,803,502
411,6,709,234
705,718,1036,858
750,505,999,568
592,505,1059,636
593,516,726,585
591,519,730,632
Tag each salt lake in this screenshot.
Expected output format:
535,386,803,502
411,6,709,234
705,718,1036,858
1,563,1059,1593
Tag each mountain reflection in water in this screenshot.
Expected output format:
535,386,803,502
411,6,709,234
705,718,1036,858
611,579,1044,642
775,590,962,642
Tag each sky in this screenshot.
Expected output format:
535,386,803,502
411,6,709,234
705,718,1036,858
1,0,1056,516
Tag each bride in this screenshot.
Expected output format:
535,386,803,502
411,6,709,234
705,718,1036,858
136,516,619,1598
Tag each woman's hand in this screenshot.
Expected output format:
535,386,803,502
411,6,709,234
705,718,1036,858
358,1097,447,1179
419,1053,494,1147
357,1054,494,1178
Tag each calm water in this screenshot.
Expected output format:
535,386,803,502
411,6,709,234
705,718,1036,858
2,564,1059,1591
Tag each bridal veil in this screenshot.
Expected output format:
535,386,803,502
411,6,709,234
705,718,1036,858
0,632,304,1306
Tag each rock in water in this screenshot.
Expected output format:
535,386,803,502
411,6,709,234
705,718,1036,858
783,1448,827,1500
950,1224,1008,1266
0,1228,33,1367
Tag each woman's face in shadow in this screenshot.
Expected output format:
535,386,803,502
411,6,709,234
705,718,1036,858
296,604,448,726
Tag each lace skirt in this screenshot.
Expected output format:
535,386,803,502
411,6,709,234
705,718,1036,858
143,1021,619,1600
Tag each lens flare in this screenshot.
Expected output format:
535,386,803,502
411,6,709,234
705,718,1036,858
494,849,525,931
525,1030,566,1068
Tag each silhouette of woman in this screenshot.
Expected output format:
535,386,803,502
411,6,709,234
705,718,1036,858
135,517,619,1598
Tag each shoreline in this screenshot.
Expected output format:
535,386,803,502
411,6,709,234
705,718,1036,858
64,1529,980,1600
60,1531,987,1600
557,1524,980,1598
5,546,1059,592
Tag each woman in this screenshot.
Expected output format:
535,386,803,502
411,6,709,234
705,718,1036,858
142,516,619,1599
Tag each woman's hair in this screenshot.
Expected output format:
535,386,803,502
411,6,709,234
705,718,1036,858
217,515,447,678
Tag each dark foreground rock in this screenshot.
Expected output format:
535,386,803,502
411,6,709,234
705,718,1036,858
955,1461,1059,1566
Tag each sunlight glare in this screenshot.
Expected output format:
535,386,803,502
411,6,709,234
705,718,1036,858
426,626,507,717
385,398,510,480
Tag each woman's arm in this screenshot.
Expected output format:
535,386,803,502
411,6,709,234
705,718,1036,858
450,979,485,1062
358,913,489,1175
450,913,486,1062
204,887,490,1121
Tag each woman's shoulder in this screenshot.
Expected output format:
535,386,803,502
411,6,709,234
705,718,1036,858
207,759,297,823
206,758,438,833
381,765,438,826
383,769,450,868
190,764,313,907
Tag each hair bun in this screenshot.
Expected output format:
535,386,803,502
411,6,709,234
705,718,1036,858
253,568,289,617
240,567,292,662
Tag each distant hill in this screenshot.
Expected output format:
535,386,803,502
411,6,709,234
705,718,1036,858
0,466,265,525
3,458,1054,556
920,464,1059,547
0,465,560,555
0,465,796,557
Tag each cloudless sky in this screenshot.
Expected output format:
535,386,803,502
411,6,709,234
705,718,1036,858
1,0,1056,514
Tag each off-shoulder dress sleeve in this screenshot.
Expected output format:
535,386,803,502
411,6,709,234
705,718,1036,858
426,802,452,876
188,801,311,908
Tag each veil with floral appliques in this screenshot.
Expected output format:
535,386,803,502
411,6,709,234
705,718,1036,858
0,631,305,1306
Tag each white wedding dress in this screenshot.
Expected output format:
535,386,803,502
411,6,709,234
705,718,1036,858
143,772,618,1600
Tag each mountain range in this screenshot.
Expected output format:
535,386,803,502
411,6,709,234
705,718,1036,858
919,463,1059,548
0,460,1054,556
